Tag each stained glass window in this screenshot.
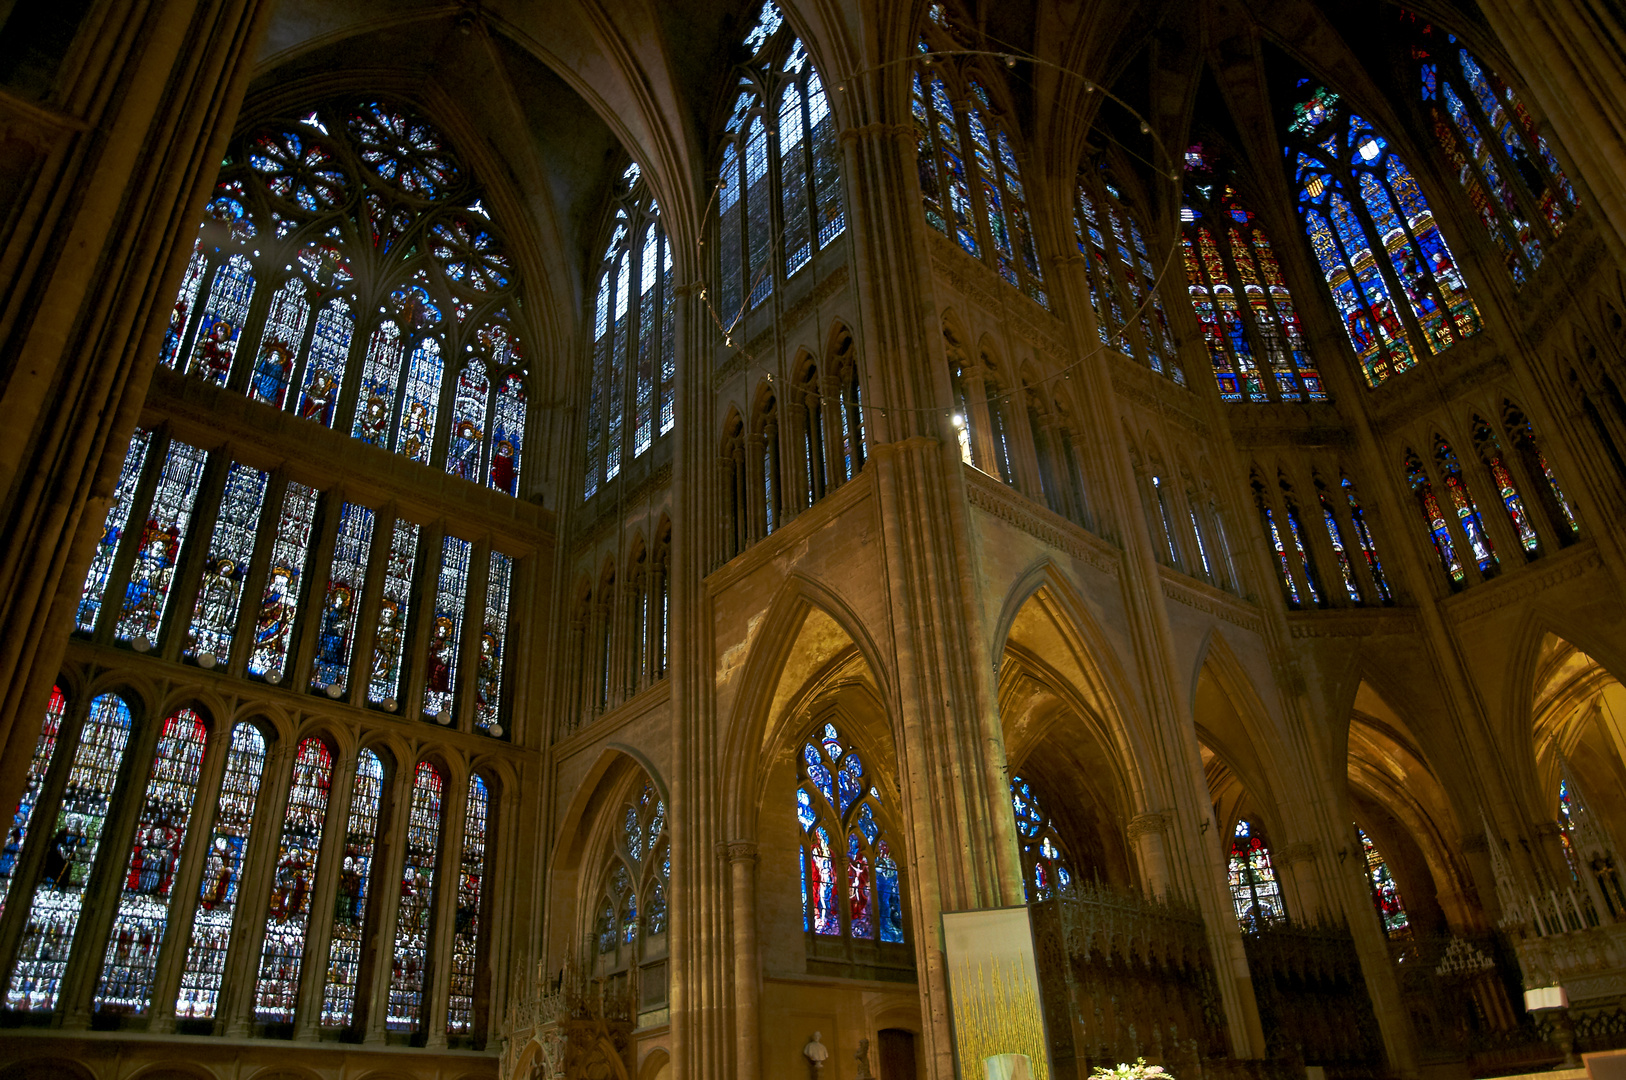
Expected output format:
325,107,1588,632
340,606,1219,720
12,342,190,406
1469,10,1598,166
1256,478,1301,608
475,552,511,735
584,169,673,499
1357,825,1411,938
1435,437,1498,576
1505,403,1579,538
912,46,1047,307
369,518,419,710
1406,451,1463,583
0,687,65,919
176,722,267,1020
323,748,384,1027
312,503,374,694
94,708,208,1015
7,693,132,1011
447,774,488,1034
163,100,528,491
1343,475,1392,602
249,481,319,683
1280,485,1324,607
448,358,490,484
1288,86,1480,386
113,439,209,647
1471,416,1538,555
254,737,334,1022
1407,17,1576,288
1320,494,1362,603
388,761,443,1031
1076,173,1184,384
1183,149,1325,402
796,722,905,944
1010,776,1074,901
78,430,153,633
1228,820,1286,931
715,2,846,331
187,463,268,666
424,536,471,720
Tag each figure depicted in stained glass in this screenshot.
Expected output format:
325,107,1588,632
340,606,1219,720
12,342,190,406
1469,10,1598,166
300,368,340,425
1228,820,1287,931
490,440,517,495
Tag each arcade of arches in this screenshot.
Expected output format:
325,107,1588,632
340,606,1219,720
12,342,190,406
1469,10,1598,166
10,0,1626,1078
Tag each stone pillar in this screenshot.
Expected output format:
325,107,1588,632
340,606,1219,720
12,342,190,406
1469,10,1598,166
0,0,278,829
724,841,760,1080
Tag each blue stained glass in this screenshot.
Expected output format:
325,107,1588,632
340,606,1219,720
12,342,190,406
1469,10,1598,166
116,440,209,646
295,298,354,428
797,788,816,831
79,430,153,633
311,502,374,693
249,482,318,683
254,737,334,1022
249,280,309,409
0,687,65,920
185,254,255,386
876,842,903,942
805,746,834,806
837,755,863,813
187,463,268,664
423,535,471,718
447,359,489,483
397,337,444,464
822,723,843,760
857,803,878,844
322,748,383,1027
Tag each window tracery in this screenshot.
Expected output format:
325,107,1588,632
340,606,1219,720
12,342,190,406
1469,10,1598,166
1228,821,1286,931
1406,17,1577,289
584,166,676,501
717,2,846,323
796,722,905,949
1182,147,1324,402
1075,169,1182,384
324,747,385,1028
1010,776,1073,901
593,780,670,989
388,761,443,1032
1288,84,1480,386
913,29,1047,308
448,773,490,1035
161,100,529,497
253,736,334,1023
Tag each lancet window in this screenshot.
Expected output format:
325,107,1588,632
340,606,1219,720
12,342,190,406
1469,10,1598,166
1288,85,1481,387
796,722,906,952
1075,168,1182,384
584,165,676,500
1228,820,1286,931
716,2,846,323
913,26,1047,308
1406,16,1577,289
1182,147,1324,402
74,431,517,736
160,99,529,496
1356,826,1411,939
592,780,670,1019
1010,776,1074,901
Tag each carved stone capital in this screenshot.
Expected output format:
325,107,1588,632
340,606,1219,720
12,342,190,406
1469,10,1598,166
720,839,760,865
1127,811,1170,840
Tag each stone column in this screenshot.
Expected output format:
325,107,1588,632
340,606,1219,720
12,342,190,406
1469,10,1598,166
724,840,760,1080
0,0,279,831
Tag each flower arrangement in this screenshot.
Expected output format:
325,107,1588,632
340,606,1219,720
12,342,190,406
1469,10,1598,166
1089,1059,1169,1080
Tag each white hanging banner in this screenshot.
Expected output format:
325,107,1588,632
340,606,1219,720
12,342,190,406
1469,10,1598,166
941,906,1052,1080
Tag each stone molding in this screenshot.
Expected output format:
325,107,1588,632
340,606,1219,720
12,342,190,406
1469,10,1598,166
1159,572,1265,635
963,468,1120,576
1278,841,1317,866
1109,362,1209,437
1286,608,1423,638
1440,544,1604,622
781,263,851,334
719,840,760,864
927,238,1070,361
0,87,88,150
1127,811,1172,840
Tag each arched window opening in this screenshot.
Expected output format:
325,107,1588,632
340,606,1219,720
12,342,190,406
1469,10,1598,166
945,326,976,466
0,686,66,919
1010,776,1074,901
1557,772,1626,917
1026,388,1063,516
1405,15,1577,288
115,438,210,650
448,773,491,1038
1279,477,1325,607
1182,146,1325,403
1503,401,1579,543
476,550,513,737
982,356,1016,486
1405,450,1464,586
627,542,649,700
595,565,617,715
717,3,846,324
323,747,385,1028
188,463,270,667
1341,474,1393,602
835,347,866,484
1356,825,1412,940
1052,393,1093,530
796,721,907,963
912,38,1047,308
1186,489,1215,583
1470,414,1538,557
7,692,132,1011
1228,820,1287,931
755,391,783,535
1287,85,1480,386
583,167,676,501
162,101,529,494
592,780,670,995
795,361,826,507
1314,476,1363,604
312,503,374,696
249,480,319,685
1253,473,1300,608
177,721,268,1021
253,736,335,1024
94,706,207,1016
722,412,749,561
1075,169,1183,384
1434,436,1498,577
1151,475,1181,568
388,761,444,1033
371,518,421,712
652,523,672,681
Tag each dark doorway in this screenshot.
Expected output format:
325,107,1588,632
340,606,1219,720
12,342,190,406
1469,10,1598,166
879,1028,917,1080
